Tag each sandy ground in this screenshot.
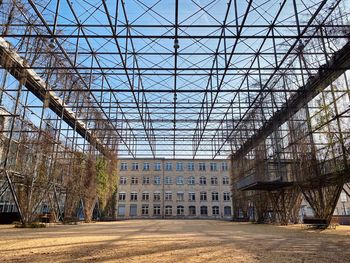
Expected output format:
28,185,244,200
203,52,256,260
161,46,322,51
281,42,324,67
0,220,350,263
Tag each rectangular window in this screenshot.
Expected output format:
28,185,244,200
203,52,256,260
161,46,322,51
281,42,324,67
119,193,126,201
200,176,207,185
132,162,139,171
177,192,184,201
142,205,149,215
120,162,128,171
131,177,138,185
212,192,219,201
143,163,150,171
222,162,228,171
165,162,173,171
199,162,206,171
223,192,231,201
176,176,184,185
165,205,172,215
189,192,196,201
119,177,127,185
176,162,183,171
188,176,195,185
118,205,125,216
130,192,138,201
153,205,161,215
211,177,218,185
223,177,229,185
165,176,173,185
200,192,207,201
142,193,149,201
210,163,217,171
224,206,232,216
130,204,137,216
154,162,161,171
187,162,194,171
143,176,150,184
153,192,161,201
165,192,172,201
154,176,161,185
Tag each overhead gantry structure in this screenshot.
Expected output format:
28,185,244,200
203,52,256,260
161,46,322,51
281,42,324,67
1,0,349,159
0,0,350,223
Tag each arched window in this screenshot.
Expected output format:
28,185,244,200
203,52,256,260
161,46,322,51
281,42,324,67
212,206,220,215
189,206,196,216
200,206,208,215
177,205,184,215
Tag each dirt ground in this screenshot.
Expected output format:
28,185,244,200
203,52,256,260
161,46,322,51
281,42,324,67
0,220,350,263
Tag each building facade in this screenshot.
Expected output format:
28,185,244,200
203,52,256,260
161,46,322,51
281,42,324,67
116,159,232,219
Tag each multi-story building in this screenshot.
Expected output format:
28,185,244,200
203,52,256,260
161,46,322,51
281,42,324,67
116,159,232,219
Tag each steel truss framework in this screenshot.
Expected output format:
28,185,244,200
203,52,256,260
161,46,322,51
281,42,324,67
0,0,349,224
0,0,349,160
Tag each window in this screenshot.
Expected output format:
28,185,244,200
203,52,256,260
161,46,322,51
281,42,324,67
165,192,172,201
119,192,126,201
176,176,184,185
224,206,232,216
187,162,194,171
222,162,228,171
176,162,183,171
199,162,206,171
189,206,196,216
153,192,161,201
118,205,125,216
120,162,128,171
200,192,207,201
212,206,220,215
189,192,196,201
132,162,139,171
211,177,218,185
188,176,195,185
130,192,138,201
142,204,149,215
143,176,150,185
131,177,138,185
153,205,161,215
130,204,137,216
165,205,172,215
165,176,173,185
119,176,127,185
142,192,149,201
177,205,184,215
199,176,207,185
177,192,184,201
143,163,150,171
165,162,172,171
154,162,161,171
200,206,208,215
210,163,217,171
223,177,229,185
154,176,161,185
223,192,230,201
212,192,219,201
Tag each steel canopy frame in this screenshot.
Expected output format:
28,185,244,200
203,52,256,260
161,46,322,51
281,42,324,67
0,0,349,159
